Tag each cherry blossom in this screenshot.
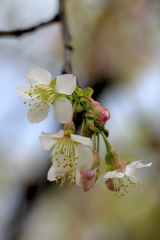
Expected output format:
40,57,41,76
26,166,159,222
39,129,93,187
16,68,76,123
103,161,152,195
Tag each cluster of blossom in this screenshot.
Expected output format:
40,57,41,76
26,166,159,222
16,68,152,195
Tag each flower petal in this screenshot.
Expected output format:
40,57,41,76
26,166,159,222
27,104,50,123
53,156,70,175
55,74,76,95
47,166,57,181
76,143,93,171
39,136,57,150
125,161,152,177
127,161,141,169
54,166,69,175
103,170,125,179
132,161,152,169
125,166,136,177
75,169,82,186
41,130,64,139
27,68,52,85
15,85,32,99
54,97,72,123
71,134,92,146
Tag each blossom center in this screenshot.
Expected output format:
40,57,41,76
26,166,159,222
108,175,143,196
50,137,79,186
24,84,57,112
55,167,77,188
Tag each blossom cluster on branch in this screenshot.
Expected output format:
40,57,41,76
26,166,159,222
16,68,152,196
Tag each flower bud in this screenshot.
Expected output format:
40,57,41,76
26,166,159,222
92,101,110,125
79,168,97,192
78,150,100,192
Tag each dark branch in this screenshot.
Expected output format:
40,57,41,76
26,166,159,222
0,14,60,37
59,0,73,74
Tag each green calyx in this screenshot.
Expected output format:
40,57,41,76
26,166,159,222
64,130,73,136
101,130,122,170
105,149,121,170
81,114,100,137
74,87,94,98
63,122,75,134
73,87,94,113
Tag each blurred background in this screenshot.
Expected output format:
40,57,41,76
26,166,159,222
0,0,160,239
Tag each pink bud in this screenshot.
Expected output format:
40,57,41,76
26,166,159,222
79,168,97,192
92,101,110,125
82,168,97,180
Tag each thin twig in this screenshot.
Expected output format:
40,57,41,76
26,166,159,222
0,14,60,37
59,0,73,74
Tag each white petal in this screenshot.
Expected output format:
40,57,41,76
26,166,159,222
127,161,141,169
75,169,82,187
47,166,67,181
41,130,64,139
54,166,69,175
71,134,92,146
133,161,152,169
39,136,57,150
53,155,70,175
103,170,125,179
126,161,152,176
15,85,32,99
76,143,93,171
47,166,57,181
124,161,140,176
125,166,136,177
27,68,52,85
27,104,50,123
54,98,72,123
55,74,76,95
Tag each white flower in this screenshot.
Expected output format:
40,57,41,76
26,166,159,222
39,130,93,187
103,161,152,195
16,68,76,123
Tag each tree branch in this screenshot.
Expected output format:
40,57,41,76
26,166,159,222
0,14,60,37
0,2,73,75
59,0,73,74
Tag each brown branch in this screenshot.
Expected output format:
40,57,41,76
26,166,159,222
0,14,60,37
59,0,73,74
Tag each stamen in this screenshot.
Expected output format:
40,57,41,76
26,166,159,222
113,175,143,196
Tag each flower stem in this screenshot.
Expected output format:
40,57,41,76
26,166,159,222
94,132,97,150
101,130,112,152
97,134,100,152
